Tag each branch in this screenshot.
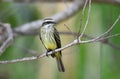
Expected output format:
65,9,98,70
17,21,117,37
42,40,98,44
1,32,120,64
0,23,13,55
14,0,120,34
0,14,119,64
0,40,76,64
14,0,83,33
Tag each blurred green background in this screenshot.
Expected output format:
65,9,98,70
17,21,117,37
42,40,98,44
0,1,120,79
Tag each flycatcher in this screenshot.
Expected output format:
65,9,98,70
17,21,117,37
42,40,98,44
39,18,65,72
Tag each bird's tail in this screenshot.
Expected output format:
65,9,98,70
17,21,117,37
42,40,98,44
56,57,65,72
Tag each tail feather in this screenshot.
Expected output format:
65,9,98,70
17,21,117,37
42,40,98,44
56,57,65,72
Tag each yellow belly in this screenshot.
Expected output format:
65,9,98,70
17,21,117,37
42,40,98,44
44,40,57,49
40,28,57,50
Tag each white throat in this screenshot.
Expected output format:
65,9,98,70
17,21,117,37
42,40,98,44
44,24,54,29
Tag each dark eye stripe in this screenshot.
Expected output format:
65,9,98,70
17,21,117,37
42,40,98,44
42,21,56,26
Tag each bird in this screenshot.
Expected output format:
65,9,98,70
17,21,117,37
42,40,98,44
39,18,65,72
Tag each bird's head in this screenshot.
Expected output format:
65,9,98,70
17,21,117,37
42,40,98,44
42,18,56,28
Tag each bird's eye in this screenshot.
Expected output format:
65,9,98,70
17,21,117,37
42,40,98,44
46,22,51,24
42,21,56,26
42,22,50,26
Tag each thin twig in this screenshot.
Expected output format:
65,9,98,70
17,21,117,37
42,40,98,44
79,0,91,39
97,33,120,42
78,0,88,36
0,55,40,64
82,15,120,43
107,42,120,50
64,24,76,38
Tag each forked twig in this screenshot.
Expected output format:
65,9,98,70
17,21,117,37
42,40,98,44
79,0,91,40
83,15,120,43
0,23,13,55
